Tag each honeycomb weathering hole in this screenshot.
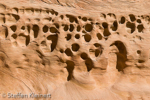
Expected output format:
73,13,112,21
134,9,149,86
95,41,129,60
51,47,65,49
120,16,125,24
97,33,102,40
84,34,91,42
102,22,108,28
47,34,58,52
43,25,48,33
10,25,17,32
66,60,75,81
126,22,135,33
64,25,68,31
66,34,71,41
75,34,80,39
69,24,74,32
72,43,80,52
85,58,94,72
11,34,17,39
33,25,39,38
129,14,136,22
85,24,93,32
80,53,88,60
110,41,127,72
50,27,57,33
65,48,73,56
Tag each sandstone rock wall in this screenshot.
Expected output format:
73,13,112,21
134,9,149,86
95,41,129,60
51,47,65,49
0,1,150,100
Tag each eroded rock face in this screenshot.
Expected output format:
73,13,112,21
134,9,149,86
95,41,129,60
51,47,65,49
0,1,150,100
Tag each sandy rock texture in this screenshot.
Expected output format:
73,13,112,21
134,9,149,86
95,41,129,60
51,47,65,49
0,0,150,100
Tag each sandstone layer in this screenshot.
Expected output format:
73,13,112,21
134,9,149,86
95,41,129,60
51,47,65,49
0,0,150,100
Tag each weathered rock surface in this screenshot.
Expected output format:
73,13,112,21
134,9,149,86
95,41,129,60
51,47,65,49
0,0,150,100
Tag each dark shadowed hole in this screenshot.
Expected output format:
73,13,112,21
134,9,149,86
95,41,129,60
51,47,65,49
54,23,59,29
10,25,17,32
64,25,68,31
110,41,127,72
126,22,135,33
85,58,94,72
47,34,58,52
65,48,73,56
60,49,64,53
77,25,81,32
82,17,87,21
137,50,141,54
66,14,78,23
72,43,80,51
120,16,125,24
137,24,144,32
12,14,20,21
80,53,88,60
138,60,145,63
95,49,100,57
69,24,74,32
129,14,136,22
84,34,91,42
75,34,80,39
103,28,111,37
97,33,102,40
66,61,75,81
102,22,108,28
50,27,57,33
111,21,118,31
21,26,25,30
43,25,48,33
33,25,39,38
85,24,93,32
27,25,30,33
137,19,141,23
11,34,17,39
26,35,30,46
94,43,101,47
60,15,64,20
66,34,71,41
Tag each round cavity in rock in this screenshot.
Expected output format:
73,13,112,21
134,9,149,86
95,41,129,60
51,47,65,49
97,33,102,40
129,14,136,22
11,34,17,39
21,26,25,30
84,34,91,42
50,27,57,33
137,19,141,23
60,49,64,53
80,53,88,60
75,34,80,39
77,25,81,32
137,50,141,54
65,48,73,56
102,22,108,28
82,17,87,21
64,25,68,31
69,24,74,32
10,25,17,32
72,43,80,52
66,34,71,41
120,16,125,24
43,25,48,33
85,24,93,32
95,49,100,57
137,24,144,32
